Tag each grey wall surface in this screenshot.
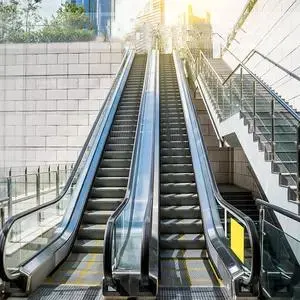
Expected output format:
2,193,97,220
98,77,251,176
0,40,123,169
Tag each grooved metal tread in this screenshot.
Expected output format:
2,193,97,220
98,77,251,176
158,287,229,299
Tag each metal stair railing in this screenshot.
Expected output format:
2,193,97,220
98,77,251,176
185,44,300,203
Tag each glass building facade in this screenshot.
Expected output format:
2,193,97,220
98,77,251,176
71,0,114,37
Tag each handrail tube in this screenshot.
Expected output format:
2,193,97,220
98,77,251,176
243,50,300,82
174,51,260,294
103,52,152,284
256,199,300,222
197,47,300,122
0,49,134,282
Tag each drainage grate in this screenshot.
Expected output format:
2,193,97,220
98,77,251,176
158,287,229,300
28,285,101,300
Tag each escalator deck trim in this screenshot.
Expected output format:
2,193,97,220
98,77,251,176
158,287,229,300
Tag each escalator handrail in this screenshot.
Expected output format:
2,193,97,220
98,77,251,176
103,51,153,283
174,51,260,288
0,48,133,281
194,46,300,122
140,50,160,284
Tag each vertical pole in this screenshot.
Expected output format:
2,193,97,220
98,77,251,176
259,207,265,271
36,167,42,221
56,165,60,197
0,208,4,228
48,165,51,190
25,167,28,196
297,124,300,201
224,208,228,238
229,79,233,116
271,98,275,160
240,68,243,111
216,79,219,109
253,81,257,133
7,176,12,218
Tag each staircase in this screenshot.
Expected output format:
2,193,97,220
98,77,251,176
159,54,219,288
197,56,300,206
45,55,147,285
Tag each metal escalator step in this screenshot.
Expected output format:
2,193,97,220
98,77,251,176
78,224,106,239
161,156,192,164
103,150,133,159
87,198,122,210
160,249,208,259
111,124,137,131
160,233,205,249
73,239,104,253
161,148,191,156
160,205,201,219
93,177,128,187
97,167,130,177
110,130,136,138
90,186,126,198
100,159,131,168
161,183,197,194
161,164,194,173
161,141,189,148
83,210,114,224
161,135,188,142
105,143,133,151
160,219,203,234
161,173,195,183
160,193,198,206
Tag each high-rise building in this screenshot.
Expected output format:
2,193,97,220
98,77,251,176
71,0,115,37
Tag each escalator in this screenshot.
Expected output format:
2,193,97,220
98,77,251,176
45,54,147,286
156,53,260,299
0,52,147,296
159,54,225,294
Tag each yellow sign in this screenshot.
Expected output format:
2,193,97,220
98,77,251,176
230,218,245,263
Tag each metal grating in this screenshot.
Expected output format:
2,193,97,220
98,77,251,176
158,287,230,300
28,285,101,300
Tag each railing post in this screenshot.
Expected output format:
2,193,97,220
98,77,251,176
48,165,51,189
229,79,233,116
271,98,275,160
7,176,12,218
36,167,41,207
259,206,265,270
25,167,28,196
0,207,4,228
216,79,219,108
56,165,60,197
297,124,300,201
240,68,243,111
224,208,228,237
253,81,257,133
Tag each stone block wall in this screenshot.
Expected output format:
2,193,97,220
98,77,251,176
193,91,232,184
0,41,123,169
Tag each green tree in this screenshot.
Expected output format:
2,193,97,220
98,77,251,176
0,1,23,42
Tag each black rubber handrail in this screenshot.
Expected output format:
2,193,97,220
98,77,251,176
0,49,131,281
103,52,151,285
